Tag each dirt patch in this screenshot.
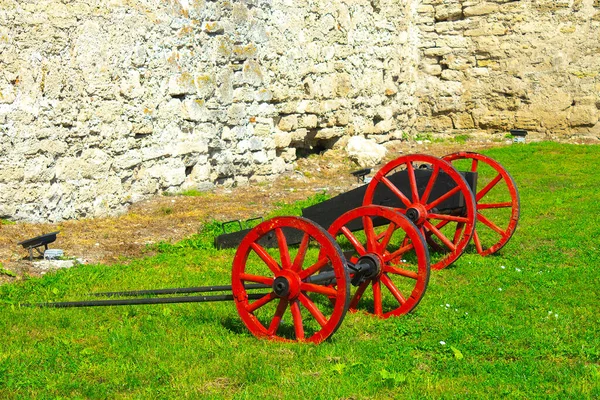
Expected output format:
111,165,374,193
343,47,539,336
0,141,505,283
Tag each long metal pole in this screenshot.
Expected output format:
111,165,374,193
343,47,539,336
89,283,269,298
33,293,267,308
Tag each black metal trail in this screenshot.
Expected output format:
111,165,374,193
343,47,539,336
90,284,270,298
34,293,267,308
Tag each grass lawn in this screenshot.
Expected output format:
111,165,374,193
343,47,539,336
0,142,599,399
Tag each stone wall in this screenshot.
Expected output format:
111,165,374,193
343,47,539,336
1,0,599,222
0,0,415,222
414,0,600,138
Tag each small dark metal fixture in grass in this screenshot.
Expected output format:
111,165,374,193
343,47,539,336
35,152,520,344
18,231,60,261
510,129,528,143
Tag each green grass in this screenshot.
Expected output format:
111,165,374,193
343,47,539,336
1,142,599,398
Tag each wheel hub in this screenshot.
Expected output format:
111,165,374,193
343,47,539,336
273,276,290,297
272,270,301,299
351,253,382,286
406,203,428,225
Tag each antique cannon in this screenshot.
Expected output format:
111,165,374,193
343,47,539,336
218,152,520,270
35,152,519,344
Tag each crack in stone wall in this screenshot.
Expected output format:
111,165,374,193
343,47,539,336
0,0,598,222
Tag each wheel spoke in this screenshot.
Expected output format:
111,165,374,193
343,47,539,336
362,216,376,252
246,292,276,313
423,226,445,253
478,202,513,209
384,243,414,263
476,173,502,202
349,280,369,309
381,274,406,305
420,165,439,203
477,212,507,237
426,186,461,211
290,301,305,340
473,228,484,254
300,282,338,297
407,162,419,203
267,298,288,335
471,158,479,172
373,279,383,317
427,213,470,223
275,228,292,270
340,226,367,256
298,293,327,327
299,256,330,280
424,221,456,252
240,273,274,286
292,233,310,272
251,242,281,274
453,222,465,244
384,264,418,279
380,176,412,208
378,222,397,253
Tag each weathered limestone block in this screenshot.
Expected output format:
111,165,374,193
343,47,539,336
441,69,464,81
145,160,186,188
346,136,387,167
278,115,298,132
465,23,507,37
23,156,55,182
0,166,24,183
232,43,258,61
115,150,143,170
424,47,453,57
39,140,67,156
120,70,145,99
255,89,273,102
452,112,475,129
514,112,541,130
169,73,196,96
476,110,515,130
252,150,269,164
464,3,499,17
227,104,247,125
299,114,318,128
274,130,292,148
422,64,443,76
182,99,212,122
569,106,599,127
194,74,216,99
277,148,296,163
290,128,309,144
315,127,346,140
435,4,463,21
80,149,112,179
0,84,16,104
242,60,264,86
374,119,395,134
202,21,225,34
416,115,454,131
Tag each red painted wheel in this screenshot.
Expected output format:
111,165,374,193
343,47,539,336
328,205,430,318
363,154,476,270
442,152,520,256
231,217,350,343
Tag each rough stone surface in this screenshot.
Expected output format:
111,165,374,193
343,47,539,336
346,136,387,168
1,0,599,222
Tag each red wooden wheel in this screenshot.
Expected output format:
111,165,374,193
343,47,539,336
362,154,476,270
231,217,350,343
442,152,520,256
328,205,430,318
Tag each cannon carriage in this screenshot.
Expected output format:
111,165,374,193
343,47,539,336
37,152,520,344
